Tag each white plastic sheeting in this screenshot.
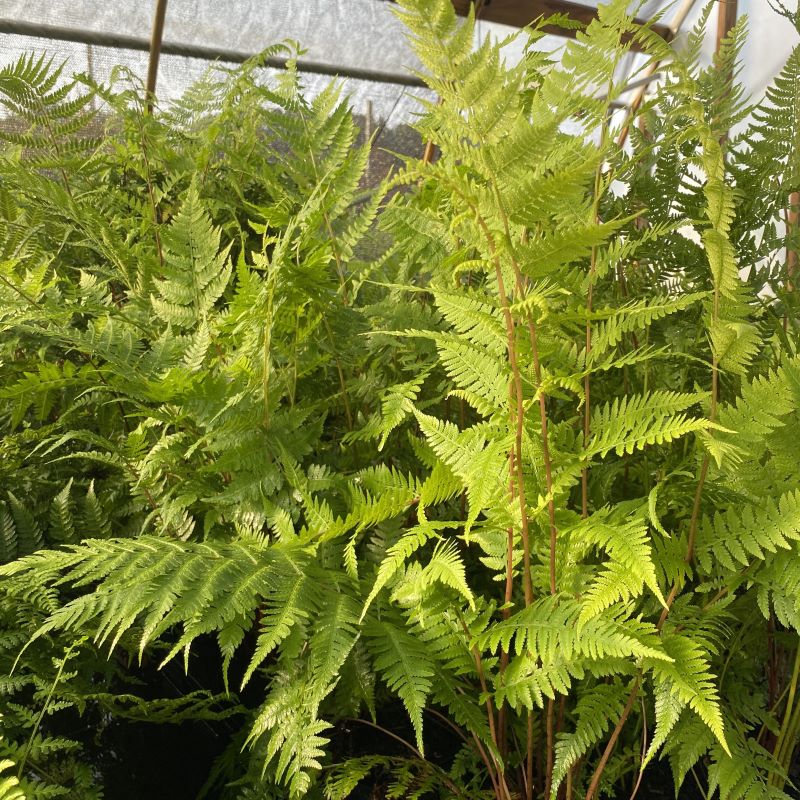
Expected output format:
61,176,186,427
0,1,797,129
0,0,433,127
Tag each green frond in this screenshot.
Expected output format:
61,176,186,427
708,734,791,800
433,288,507,356
79,481,112,539
664,715,716,794
641,679,686,768
0,52,99,172
247,673,332,799
568,509,665,623
0,503,18,564
0,726,25,800
308,590,360,696
587,391,708,458
324,756,387,800
365,618,434,754
48,479,76,544
648,632,728,755
152,183,232,329
696,490,800,573
476,596,669,664
589,292,706,359
5,493,43,557
361,525,439,620
241,555,321,688
0,536,315,674
392,538,475,610
715,356,800,455
550,682,629,798
435,335,509,417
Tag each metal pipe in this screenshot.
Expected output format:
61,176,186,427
0,17,429,89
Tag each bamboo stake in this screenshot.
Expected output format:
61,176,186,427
145,0,168,112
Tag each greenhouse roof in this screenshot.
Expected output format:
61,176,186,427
0,0,795,127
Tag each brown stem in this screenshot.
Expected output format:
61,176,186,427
529,318,558,597
628,695,648,800
785,192,799,332
297,107,350,304
145,0,168,113
545,697,556,799
460,398,467,518
766,613,779,754
492,188,558,596
685,452,711,567
582,234,598,519
426,708,502,798
592,267,722,794
471,646,498,747
581,63,620,521
584,678,641,800
349,717,423,759
498,379,518,761
349,718,467,799
527,711,535,800
135,112,164,268
496,259,535,606
491,186,559,798
322,317,353,430
457,613,511,800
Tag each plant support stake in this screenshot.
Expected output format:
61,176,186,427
145,0,168,111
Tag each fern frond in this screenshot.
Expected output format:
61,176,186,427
476,596,668,664
365,618,434,754
696,490,800,572
152,183,232,329
648,632,729,754
568,509,666,623
550,682,629,797
586,391,708,458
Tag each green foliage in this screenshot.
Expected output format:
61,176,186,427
0,2,799,799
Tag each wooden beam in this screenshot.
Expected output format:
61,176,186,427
715,0,738,52
450,0,671,51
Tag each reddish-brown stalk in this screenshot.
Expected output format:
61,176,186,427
434,174,548,795
785,192,799,332
584,678,641,800
457,612,512,800
545,696,556,799
491,187,559,596
493,189,560,799
475,214,535,606
582,100,617,519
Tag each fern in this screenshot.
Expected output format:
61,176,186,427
0,730,25,800
550,682,628,797
151,183,233,329
648,632,729,754
365,618,434,754
695,490,800,572
1,2,799,798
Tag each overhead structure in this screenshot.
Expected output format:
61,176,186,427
1,0,793,134
450,0,671,50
